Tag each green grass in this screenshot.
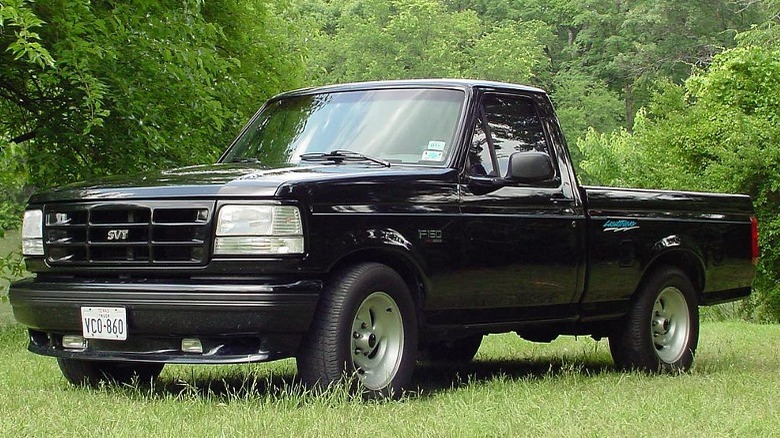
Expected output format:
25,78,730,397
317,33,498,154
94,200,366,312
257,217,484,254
0,321,777,437
1,234,777,436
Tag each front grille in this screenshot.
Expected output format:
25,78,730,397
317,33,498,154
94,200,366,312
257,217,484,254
44,201,215,266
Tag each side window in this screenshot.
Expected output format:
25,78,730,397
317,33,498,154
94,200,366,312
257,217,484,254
468,94,551,178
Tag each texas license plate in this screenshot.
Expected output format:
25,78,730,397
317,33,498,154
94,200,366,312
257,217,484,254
81,307,127,340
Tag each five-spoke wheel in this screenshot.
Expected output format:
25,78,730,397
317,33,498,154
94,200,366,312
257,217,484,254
610,265,699,372
651,286,691,364
351,291,405,390
297,263,418,398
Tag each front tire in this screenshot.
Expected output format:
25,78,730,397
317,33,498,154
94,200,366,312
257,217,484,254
609,265,699,372
297,263,418,398
57,358,164,387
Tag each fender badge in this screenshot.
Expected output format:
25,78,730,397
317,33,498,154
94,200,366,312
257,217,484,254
603,220,639,233
418,229,443,243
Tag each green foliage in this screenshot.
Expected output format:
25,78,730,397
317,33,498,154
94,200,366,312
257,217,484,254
577,46,780,321
439,0,764,124
463,20,552,83
0,0,55,67
0,249,24,299
550,71,624,143
736,0,780,47
575,128,638,187
202,0,308,117
304,0,552,85
0,137,28,230
1,0,305,189
0,229,24,301
0,1,47,228
685,47,780,321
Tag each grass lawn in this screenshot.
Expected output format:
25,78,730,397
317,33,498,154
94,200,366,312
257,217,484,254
0,318,777,437
2,233,777,436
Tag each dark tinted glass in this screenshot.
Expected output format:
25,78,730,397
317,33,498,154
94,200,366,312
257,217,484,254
482,95,549,176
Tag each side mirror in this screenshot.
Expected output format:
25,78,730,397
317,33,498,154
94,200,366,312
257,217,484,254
505,151,555,183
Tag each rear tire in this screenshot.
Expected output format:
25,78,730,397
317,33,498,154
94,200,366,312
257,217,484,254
609,266,699,372
57,358,164,387
420,334,483,364
297,263,418,399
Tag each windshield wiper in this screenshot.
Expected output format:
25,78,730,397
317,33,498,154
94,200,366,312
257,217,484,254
300,150,390,167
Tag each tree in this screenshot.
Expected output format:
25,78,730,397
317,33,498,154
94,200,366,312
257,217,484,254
443,0,767,131
550,70,624,145
304,0,552,86
0,0,305,189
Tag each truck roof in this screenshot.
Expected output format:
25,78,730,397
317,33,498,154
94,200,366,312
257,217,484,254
274,79,547,99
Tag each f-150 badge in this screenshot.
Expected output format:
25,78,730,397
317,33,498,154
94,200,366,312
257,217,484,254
418,229,443,243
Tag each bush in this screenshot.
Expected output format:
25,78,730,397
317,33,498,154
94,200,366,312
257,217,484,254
0,138,28,230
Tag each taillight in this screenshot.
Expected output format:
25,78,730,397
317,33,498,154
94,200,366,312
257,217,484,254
750,216,759,266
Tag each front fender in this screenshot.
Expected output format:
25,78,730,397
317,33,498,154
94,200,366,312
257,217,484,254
327,227,428,276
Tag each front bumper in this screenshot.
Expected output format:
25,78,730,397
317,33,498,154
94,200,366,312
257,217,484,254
9,277,322,363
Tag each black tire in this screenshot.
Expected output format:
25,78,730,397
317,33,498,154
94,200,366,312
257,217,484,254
420,334,483,364
297,262,418,399
57,358,164,387
609,265,699,372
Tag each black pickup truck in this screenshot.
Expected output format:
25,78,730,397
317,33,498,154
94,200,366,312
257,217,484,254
10,79,757,397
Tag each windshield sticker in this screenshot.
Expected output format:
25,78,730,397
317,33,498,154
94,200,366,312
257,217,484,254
421,150,444,161
603,219,640,232
427,140,446,151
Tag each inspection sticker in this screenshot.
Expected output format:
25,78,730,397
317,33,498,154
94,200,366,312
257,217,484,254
421,150,444,161
427,140,446,151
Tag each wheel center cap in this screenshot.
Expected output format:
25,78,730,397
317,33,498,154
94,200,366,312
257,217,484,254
353,330,378,354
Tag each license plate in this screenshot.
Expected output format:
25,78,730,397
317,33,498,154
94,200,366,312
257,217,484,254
81,307,127,340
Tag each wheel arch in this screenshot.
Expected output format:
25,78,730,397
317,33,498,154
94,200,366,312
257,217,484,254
638,249,705,300
327,247,428,323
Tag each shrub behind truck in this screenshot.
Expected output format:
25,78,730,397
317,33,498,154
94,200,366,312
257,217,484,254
10,79,757,398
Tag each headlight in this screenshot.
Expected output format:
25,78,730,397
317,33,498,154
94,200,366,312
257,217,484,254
214,205,304,255
22,209,44,256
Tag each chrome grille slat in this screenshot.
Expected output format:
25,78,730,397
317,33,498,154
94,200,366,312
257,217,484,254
43,201,214,266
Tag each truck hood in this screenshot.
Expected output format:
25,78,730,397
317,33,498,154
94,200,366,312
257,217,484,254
29,163,453,203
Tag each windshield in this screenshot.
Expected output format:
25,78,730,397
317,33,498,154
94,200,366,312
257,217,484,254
221,88,465,166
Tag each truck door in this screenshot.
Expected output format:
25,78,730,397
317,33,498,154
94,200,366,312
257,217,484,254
453,92,585,324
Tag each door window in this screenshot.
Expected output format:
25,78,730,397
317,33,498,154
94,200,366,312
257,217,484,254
467,94,551,178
